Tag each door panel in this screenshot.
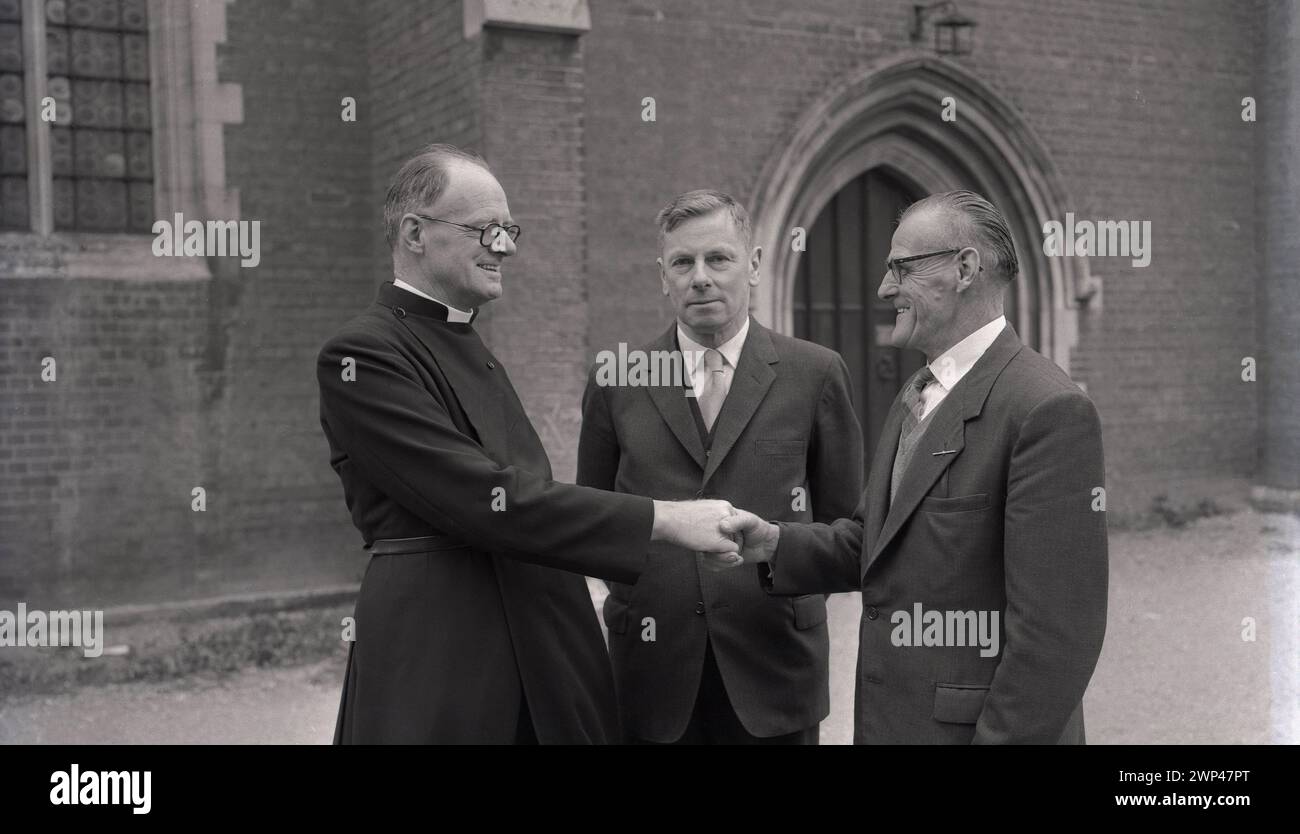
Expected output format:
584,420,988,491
793,168,923,478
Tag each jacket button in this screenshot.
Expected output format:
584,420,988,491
393,306,406,319
695,602,705,615
866,606,878,620
486,361,495,369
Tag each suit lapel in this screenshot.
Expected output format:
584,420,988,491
866,326,1025,575
867,402,967,573
864,396,904,561
645,326,707,470
702,320,777,485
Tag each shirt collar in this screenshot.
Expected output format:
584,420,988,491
929,315,1007,391
393,278,475,323
676,315,750,375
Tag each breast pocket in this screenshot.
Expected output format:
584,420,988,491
920,493,989,513
756,440,806,457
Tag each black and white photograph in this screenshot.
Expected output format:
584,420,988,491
0,0,1295,805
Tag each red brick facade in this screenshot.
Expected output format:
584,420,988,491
0,0,1293,608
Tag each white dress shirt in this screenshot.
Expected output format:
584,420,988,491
917,315,1007,419
393,278,475,323
677,316,750,402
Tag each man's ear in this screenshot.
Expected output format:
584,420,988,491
400,214,425,255
658,257,669,295
955,246,981,291
748,245,763,286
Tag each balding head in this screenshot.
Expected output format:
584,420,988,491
384,143,491,248
385,143,516,311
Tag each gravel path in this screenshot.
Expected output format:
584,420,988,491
1,510,1294,745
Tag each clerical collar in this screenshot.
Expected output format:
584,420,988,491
376,281,478,324
393,279,475,322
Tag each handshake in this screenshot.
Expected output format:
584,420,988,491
650,499,781,569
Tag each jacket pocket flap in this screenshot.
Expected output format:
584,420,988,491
792,594,828,630
756,440,806,456
920,493,989,513
933,684,989,724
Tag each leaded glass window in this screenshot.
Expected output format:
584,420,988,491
0,0,152,233
0,0,27,229
47,0,151,231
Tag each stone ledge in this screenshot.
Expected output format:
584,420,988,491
0,232,212,281
464,0,592,38
1250,485,1300,515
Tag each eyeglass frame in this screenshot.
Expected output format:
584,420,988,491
884,247,982,283
412,213,522,248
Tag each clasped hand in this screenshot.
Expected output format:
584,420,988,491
650,501,780,569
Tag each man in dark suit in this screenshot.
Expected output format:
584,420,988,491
578,190,863,744
724,190,1108,744
317,144,741,744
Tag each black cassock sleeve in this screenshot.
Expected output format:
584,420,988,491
318,327,653,584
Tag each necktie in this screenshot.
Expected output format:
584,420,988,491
889,366,938,507
900,366,937,441
697,348,728,431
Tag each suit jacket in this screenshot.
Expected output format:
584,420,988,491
765,326,1108,744
578,319,863,741
317,282,653,744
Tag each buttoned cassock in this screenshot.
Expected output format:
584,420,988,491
317,282,654,744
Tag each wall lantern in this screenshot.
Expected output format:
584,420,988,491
911,2,976,55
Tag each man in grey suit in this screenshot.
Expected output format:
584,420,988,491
578,190,863,744
724,190,1108,744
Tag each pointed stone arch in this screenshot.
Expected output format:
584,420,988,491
750,51,1095,373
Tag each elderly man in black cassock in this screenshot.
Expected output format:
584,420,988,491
317,144,740,744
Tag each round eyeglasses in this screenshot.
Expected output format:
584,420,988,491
414,214,522,248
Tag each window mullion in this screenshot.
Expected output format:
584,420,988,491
21,0,50,235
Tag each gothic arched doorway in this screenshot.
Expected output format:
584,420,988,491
793,165,1026,472
752,53,1096,463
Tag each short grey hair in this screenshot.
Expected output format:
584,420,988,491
655,189,752,251
901,189,1019,281
383,143,490,247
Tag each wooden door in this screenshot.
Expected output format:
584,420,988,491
793,168,925,476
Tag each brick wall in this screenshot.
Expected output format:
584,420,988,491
478,27,588,481
970,0,1259,510
0,278,207,607
1255,0,1299,492
0,0,1280,610
366,0,481,278
205,0,374,601
0,0,374,608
